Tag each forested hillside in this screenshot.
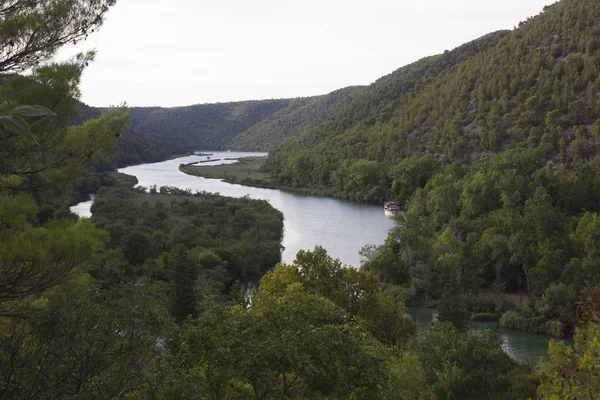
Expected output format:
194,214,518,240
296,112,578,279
76,102,177,170
126,100,292,150
266,0,600,201
257,0,600,339
120,88,358,152
229,86,359,150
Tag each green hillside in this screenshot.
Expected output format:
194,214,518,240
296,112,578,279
229,86,359,150
76,102,177,170
262,0,600,338
265,0,600,202
126,100,293,150
120,87,359,152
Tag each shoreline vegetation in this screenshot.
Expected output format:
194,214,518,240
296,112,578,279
89,156,561,340
179,156,348,199
178,156,571,337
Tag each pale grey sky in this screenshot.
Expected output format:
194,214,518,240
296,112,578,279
57,0,554,107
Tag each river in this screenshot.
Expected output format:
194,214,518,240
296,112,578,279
117,151,397,267
71,151,566,364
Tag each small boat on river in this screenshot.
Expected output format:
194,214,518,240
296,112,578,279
384,201,402,217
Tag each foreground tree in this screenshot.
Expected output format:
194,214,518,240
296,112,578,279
0,0,118,73
184,283,391,399
260,246,416,346
0,278,172,398
0,1,165,398
0,64,128,318
537,286,600,399
413,322,537,400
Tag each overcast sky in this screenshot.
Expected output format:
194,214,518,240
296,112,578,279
57,0,553,107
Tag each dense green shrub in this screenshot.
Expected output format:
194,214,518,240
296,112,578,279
467,296,516,314
499,311,560,335
471,313,500,322
544,320,564,338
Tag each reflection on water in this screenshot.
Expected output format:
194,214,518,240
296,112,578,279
109,151,398,266
409,308,573,365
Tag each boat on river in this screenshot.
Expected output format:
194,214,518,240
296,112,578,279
384,201,402,217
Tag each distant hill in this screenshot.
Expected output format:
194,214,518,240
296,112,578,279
264,0,600,201
229,87,359,151
106,88,356,152
125,100,293,151
76,103,177,170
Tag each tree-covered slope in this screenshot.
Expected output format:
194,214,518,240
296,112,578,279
266,0,600,202
76,102,177,170
325,0,600,340
229,86,359,151
126,99,294,150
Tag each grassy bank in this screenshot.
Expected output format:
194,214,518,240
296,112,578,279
180,156,273,183
179,156,346,198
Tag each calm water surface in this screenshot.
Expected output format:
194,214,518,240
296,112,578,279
115,151,397,266
70,195,95,218
409,308,573,365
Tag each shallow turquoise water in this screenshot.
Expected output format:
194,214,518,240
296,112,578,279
409,308,574,365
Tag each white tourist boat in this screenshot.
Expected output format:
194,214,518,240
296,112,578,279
384,201,402,217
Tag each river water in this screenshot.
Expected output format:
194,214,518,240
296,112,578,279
116,151,397,267
410,308,572,365
71,151,566,364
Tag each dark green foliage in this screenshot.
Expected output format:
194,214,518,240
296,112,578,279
362,145,600,335
412,322,538,400
499,283,576,336
500,311,555,335
75,102,178,171
126,100,294,150
184,285,392,399
261,246,417,347
0,279,173,399
171,245,198,323
146,247,536,400
471,313,500,322
90,184,284,294
123,228,157,266
110,87,358,152
98,128,177,170
466,296,516,315
537,289,600,399
437,283,470,330
266,0,600,205
230,87,359,150
389,155,441,207
70,170,137,205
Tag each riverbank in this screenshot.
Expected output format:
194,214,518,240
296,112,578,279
179,156,349,199
180,156,272,182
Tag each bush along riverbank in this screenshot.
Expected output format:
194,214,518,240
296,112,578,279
179,156,372,201
497,283,577,337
